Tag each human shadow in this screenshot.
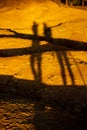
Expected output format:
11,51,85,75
43,23,75,85
43,23,52,43
30,22,42,84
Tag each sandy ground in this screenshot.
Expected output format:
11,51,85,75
0,96,87,130
0,0,87,129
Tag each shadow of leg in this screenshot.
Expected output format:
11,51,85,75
56,51,67,85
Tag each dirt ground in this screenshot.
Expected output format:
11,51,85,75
0,95,87,130
0,0,87,129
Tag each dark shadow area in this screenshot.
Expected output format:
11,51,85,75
0,74,87,129
0,74,87,110
0,73,84,114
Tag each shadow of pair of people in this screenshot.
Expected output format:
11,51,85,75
30,21,75,85
0,21,86,85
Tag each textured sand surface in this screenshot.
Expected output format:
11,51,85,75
0,1,87,129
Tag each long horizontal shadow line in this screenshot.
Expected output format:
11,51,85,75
0,44,68,57
0,33,87,51
0,43,87,57
0,34,46,40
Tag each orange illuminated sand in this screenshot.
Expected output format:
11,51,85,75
0,0,87,89
0,1,87,129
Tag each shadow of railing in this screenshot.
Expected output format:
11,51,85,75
0,28,87,51
0,28,87,57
